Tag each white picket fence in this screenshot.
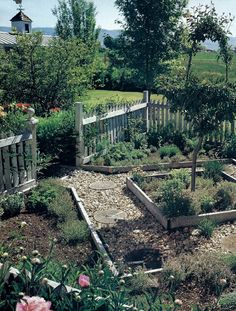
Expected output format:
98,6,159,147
0,109,38,194
75,90,236,166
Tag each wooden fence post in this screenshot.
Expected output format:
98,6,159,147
27,108,38,181
143,90,150,132
75,102,84,167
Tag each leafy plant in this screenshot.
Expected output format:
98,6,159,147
170,169,190,188
200,195,215,213
214,182,236,211
0,193,24,218
59,220,90,245
160,179,195,217
223,135,236,158
198,219,216,239
203,161,223,184
219,292,236,311
159,145,181,159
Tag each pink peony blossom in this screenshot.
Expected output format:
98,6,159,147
78,274,90,287
16,296,52,311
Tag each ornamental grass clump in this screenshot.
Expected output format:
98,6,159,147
0,193,24,219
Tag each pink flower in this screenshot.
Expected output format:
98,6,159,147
16,296,52,311
78,274,90,287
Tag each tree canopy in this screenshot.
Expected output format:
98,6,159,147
53,0,99,45
114,0,188,95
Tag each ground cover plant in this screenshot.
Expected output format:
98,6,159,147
135,165,236,219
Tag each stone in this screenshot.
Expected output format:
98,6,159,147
191,229,201,237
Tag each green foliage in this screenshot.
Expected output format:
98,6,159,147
219,292,236,311
160,179,195,217
115,0,187,91
203,161,223,183
37,110,75,164
0,193,24,218
92,142,147,166
170,169,190,188
199,194,215,213
214,182,236,211
198,219,216,239
0,34,95,114
0,109,27,136
222,254,236,272
53,0,99,44
27,179,65,213
47,190,77,224
147,123,188,151
59,220,89,245
161,259,186,291
132,172,145,186
159,145,181,159
223,135,236,158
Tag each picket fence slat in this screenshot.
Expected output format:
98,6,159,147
75,91,236,166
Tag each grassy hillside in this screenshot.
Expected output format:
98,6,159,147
190,51,236,81
78,90,162,109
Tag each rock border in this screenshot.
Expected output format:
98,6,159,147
82,158,230,174
127,173,236,230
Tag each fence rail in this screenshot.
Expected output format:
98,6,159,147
75,91,236,166
0,109,38,194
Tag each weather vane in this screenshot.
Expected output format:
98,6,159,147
13,0,24,11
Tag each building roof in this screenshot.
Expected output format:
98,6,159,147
10,11,32,23
0,32,54,48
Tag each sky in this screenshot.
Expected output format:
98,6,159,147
0,0,236,35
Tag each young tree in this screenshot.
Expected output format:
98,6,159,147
115,0,187,97
53,0,100,45
159,4,236,191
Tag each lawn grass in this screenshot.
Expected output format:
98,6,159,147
78,90,163,109
190,51,236,81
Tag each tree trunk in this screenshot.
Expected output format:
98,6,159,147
191,136,204,192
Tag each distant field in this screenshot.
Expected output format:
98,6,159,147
190,51,236,81
78,90,162,109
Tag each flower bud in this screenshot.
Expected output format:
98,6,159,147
62,264,68,269
18,292,25,297
119,279,125,285
98,270,104,276
31,258,41,265
2,252,8,258
32,250,39,256
174,299,183,306
41,278,48,285
219,278,227,286
20,221,27,228
21,256,27,261
19,247,24,253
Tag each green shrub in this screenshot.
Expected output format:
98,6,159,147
159,145,181,159
37,110,75,164
161,258,186,290
214,182,236,211
27,179,64,213
170,169,190,188
132,172,145,185
60,220,89,245
203,161,223,184
222,135,236,158
222,254,236,272
47,191,77,224
198,219,216,238
219,292,236,310
0,193,24,218
160,179,195,217
0,109,27,136
200,195,215,213
182,252,231,295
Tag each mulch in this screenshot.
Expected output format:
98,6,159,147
0,209,95,266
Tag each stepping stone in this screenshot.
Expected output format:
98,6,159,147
94,209,127,227
89,181,116,190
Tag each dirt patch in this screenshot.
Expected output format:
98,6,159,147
0,210,95,265
224,164,236,178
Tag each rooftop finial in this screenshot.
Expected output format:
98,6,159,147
13,0,24,11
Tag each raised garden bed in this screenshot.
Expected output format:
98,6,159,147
222,159,236,183
0,185,95,266
127,169,236,229
82,158,230,174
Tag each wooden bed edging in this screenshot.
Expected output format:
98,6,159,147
69,186,163,276
69,187,119,276
82,158,230,174
127,176,236,230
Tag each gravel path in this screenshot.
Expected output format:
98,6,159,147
63,169,236,268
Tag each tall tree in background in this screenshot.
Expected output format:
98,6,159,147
53,0,99,45
115,0,187,97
